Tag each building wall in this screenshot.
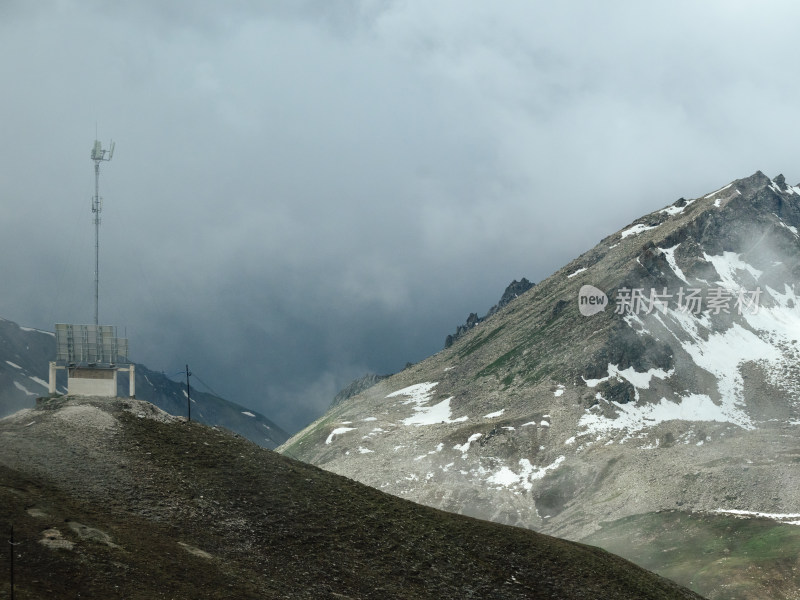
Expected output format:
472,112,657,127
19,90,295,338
67,368,118,397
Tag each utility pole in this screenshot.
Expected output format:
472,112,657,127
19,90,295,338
9,524,14,600
185,364,192,422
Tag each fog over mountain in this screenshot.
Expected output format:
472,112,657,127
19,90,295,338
3,2,800,432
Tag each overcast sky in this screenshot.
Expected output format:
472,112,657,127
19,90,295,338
3,1,800,432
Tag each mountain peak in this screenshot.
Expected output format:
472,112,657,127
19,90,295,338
281,170,800,598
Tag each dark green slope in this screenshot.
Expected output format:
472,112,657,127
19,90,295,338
0,397,702,599
584,511,800,600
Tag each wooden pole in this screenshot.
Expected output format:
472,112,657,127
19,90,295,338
10,524,14,600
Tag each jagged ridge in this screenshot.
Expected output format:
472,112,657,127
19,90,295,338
444,278,535,348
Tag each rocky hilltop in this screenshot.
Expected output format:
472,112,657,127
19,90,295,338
280,171,800,599
0,317,288,448
0,397,700,599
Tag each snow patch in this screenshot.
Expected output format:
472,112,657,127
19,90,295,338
660,199,696,216
579,393,751,440
737,284,800,396
387,382,439,404
660,244,687,282
241,411,255,417
325,427,356,445
620,223,659,238
567,267,587,278
486,456,565,491
704,252,762,287
453,433,482,457
484,409,505,419
583,364,673,400
402,397,467,426
777,218,799,237
704,183,733,198
27,375,48,389
714,508,800,526
5,360,21,369
666,310,778,425
13,381,36,396
583,375,607,388
389,382,468,426
20,326,55,337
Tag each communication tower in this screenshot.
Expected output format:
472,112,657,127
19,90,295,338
47,139,134,398
91,139,114,325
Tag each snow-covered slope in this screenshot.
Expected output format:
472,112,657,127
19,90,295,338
0,319,60,414
280,171,800,598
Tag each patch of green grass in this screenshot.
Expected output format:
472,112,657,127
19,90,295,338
277,411,338,457
476,345,525,379
522,367,548,385
584,510,800,600
456,324,507,359
740,524,800,560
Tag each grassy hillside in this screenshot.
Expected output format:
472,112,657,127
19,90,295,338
0,397,702,599
584,510,800,600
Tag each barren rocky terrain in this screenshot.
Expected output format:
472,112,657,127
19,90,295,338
280,172,800,599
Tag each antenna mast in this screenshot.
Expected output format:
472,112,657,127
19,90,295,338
91,139,114,326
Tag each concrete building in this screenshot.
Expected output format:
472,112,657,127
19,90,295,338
50,323,134,398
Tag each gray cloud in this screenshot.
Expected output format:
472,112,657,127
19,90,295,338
3,2,800,431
